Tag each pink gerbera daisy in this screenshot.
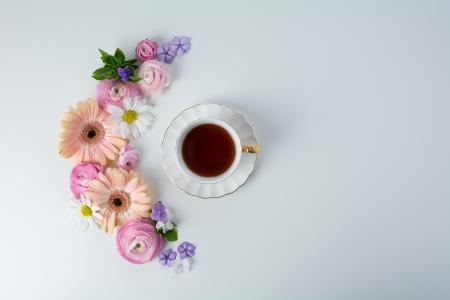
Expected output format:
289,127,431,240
58,99,126,165
84,168,152,234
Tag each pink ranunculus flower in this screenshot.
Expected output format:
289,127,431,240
70,163,103,198
118,144,140,171
136,60,170,98
135,39,158,61
116,219,162,264
96,79,141,111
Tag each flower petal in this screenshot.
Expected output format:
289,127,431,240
156,221,164,230
166,221,174,231
132,203,152,212
176,47,186,56
180,37,190,45
171,36,180,45
123,98,131,111
107,211,116,234
108,106,125,116
181,43,191,52
124,177,140,193
165,54,175,64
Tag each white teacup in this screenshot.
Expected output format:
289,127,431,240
175,118,260,184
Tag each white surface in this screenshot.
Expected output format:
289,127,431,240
0,1,449,299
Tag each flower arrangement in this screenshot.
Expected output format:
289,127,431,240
59,36,195,274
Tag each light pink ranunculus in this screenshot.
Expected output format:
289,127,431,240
135,39,158,61
116,219,162,264
70,163,103,198
136,60,170,98
118,144,140,171
96,80,141,111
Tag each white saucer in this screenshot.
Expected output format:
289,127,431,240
161,103,258,199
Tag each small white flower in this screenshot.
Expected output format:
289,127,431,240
170,256,190,274
156,221,173,233
68,194,103,231
107,96,154,140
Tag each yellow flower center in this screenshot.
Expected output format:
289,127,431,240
122,110,137,123
80,205,92,217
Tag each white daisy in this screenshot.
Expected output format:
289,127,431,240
170,256,190,274
68,194,103,231
107,96,154,140
156,220,174,233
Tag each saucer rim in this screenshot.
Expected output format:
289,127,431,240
161,103,258,199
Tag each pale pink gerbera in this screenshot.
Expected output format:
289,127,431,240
84,168,152,234
58,99,126,165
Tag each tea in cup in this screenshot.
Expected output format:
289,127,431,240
175,118,260,184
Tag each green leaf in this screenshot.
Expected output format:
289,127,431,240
92,67,107,75
114,48,125,62
162,229,178,242
154,227,162,235
124,59,138,64
103,57,112,66
105,56,118,67
104,65,114,72
131,65,140,71
128,76,142,82
105,70,117,79
98,49,110,58
92,74,105,80
128,66,137,76
106,69,117,76
171,221,178,227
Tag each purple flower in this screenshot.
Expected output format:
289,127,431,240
178,242,195,258
156,43,176,64
170,36,191,56
158,249,177,266
117,66,132,82
150,203,167,222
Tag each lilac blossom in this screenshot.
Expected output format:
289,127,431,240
170,36,191,56
156,43,176,64
150,203,167,222
178,242,195,258
117,66,131,82
158,249,177,266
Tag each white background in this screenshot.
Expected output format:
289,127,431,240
0,1,449,299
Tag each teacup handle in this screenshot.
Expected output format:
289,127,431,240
242,145,261,153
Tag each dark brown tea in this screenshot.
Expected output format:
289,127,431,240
182,124,236,177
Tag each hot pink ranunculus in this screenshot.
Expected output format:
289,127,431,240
96,80,141,111
118,144,140,171
116,219,162,264
70,163,103,198
136,60,170,98
135,39,158,61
